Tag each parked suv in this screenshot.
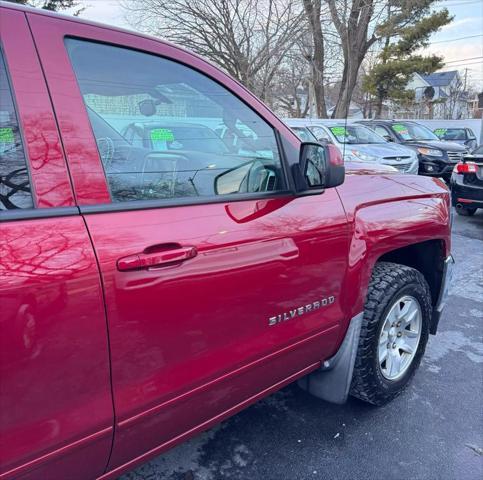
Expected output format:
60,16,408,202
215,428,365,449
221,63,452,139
358,120,467,181
0,3,453,480
285,119,419,174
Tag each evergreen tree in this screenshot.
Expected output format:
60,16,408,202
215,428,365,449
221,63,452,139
363,1,452,118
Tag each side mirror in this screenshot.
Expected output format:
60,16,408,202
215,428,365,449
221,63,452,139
294,142,345,194
383,135,393,142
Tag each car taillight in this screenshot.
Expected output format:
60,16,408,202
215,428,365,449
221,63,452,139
328,144,344,166
455,162,478,174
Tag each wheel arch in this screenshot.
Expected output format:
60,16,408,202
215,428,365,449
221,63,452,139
377,239,446,313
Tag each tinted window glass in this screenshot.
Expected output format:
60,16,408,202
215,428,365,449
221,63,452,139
435,128,466,141
66,39,284,202
328,125,385,144
390,123,439,141
0,50,33,210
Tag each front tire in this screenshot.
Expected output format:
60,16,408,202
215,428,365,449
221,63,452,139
350,262,431,406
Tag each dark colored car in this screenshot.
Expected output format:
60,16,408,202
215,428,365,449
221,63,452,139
434,127,478,152
358,120,467,181
451,145,483,216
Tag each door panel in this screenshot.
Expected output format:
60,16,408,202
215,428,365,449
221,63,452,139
83,193,348,468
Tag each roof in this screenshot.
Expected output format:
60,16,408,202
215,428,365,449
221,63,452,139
0,1,194,62
357,120,419,125
420,71,458,87
283,119,348,128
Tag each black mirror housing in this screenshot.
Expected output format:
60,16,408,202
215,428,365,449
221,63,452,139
294,142,345,195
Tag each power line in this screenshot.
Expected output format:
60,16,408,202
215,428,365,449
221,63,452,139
443,61,483,66
445,56,483,64
441,62,483,69
436,1,483,7
430,34,483,44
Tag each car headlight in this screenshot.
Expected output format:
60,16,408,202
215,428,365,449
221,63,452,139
417,147,443,157
351,150,379,162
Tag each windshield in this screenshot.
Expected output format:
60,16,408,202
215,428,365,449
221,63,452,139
434,128,466,141
391,123,439,141
328,125,386,144
291,127,318,142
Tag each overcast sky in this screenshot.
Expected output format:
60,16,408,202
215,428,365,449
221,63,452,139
65,0,483,88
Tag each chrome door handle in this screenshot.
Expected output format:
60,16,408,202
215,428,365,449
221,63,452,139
117,245,197,271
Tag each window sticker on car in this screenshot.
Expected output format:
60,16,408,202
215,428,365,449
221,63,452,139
329,126,350,142
330,126,347,137
150,128,174,142
434,128,447,137
391,124,411,139
0,127,14,144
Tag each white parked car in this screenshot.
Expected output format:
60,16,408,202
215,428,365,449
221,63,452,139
285,119,419,175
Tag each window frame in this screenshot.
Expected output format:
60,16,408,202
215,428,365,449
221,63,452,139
0,43,36,213
0,8,77,220
373,125,390,139
466,128,476,140
309,126,331,142
64,36,294,210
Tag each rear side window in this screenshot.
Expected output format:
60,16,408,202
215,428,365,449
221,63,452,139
65,39,285,203
0,49,33,210
310,126,331,142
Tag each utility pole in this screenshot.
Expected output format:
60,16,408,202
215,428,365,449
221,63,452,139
463,68,468,118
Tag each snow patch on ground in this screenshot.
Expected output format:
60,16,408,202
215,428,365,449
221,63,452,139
426,330,483,366
450,235,483,301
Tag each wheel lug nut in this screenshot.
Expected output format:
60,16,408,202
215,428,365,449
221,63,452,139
397,332,402,337
392,343,396,348
397,322,401,327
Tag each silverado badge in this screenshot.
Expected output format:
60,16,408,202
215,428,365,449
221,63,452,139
269,296,335,326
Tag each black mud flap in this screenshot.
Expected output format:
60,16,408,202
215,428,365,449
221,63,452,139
298,312,363,404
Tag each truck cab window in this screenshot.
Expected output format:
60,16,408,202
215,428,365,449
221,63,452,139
65,39,285,203
0,50,33,210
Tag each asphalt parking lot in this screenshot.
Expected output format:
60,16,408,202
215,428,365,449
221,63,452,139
123,210,483,480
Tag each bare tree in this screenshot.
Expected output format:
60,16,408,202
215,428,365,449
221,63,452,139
302,0,329,118
272,49,311,117
445,73,467,119
326,0,383,118
122,0,305,104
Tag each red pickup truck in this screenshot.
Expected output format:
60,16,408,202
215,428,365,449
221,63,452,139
0,3,453,479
